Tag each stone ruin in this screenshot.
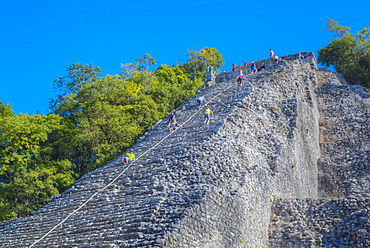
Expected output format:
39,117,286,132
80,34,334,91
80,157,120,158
0,53,369,247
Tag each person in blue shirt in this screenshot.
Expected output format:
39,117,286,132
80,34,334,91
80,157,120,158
251,60,257,74
196,96,207,108
169,118,181,131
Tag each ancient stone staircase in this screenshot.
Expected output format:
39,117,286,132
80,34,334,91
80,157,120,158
0,60,260,247
1,54,369,247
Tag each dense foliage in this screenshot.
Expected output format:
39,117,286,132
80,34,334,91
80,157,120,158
318,18,370,88
186,47,224,76
0,105,76,220
0,48,221,221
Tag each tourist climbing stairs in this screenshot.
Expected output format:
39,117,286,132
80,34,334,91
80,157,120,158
2,59,292,247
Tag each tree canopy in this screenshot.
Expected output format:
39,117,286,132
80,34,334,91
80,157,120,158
0,113,76,220
318,18,370,88
185,47,224,79
0,48,222,221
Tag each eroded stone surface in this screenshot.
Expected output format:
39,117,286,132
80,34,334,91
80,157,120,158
0,54,369,247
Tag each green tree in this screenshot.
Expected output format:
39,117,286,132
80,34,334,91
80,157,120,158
0,114,76,221
52,61,163,174
154,64,203,111
184,47,224,80
0,101,14,117
198,47,224,69
52,53,205,174
0,49,220,221
187,47,224,68
318,18,370,88
51,63,102,118
121,53,156,77
72,74,162,173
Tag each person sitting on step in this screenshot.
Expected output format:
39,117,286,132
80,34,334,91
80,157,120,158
122,149,135,164
167,111,175,127
257,63,265,71
169,118,181,131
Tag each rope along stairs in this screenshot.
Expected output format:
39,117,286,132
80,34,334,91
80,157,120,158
26,72,255,247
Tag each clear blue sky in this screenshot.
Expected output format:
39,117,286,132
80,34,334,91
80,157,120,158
1,0,369,115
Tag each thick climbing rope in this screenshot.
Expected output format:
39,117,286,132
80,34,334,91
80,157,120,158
28,83,235,248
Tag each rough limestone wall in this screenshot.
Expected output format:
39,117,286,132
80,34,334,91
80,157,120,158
268,70,370,247
316,72,370,197
0,59,321,247
269,198,370,247
161,61,322,247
